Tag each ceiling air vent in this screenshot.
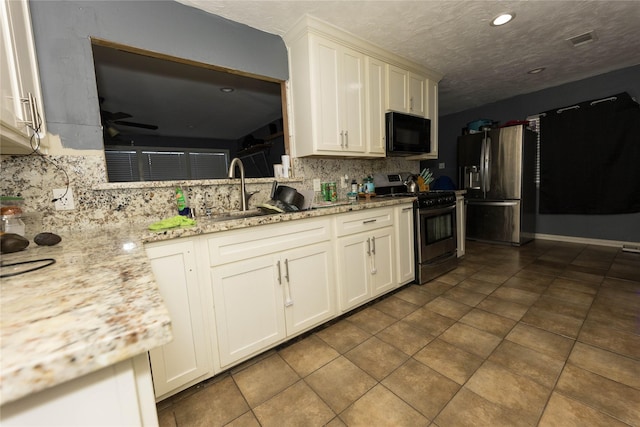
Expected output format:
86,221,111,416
567,30,598,47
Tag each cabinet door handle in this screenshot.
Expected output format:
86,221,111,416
371,236,376,255
363,219,377,224
370,241,377,275
19,93,41,141
340,131,344,147
276,260,282,284
284,259,293,306
366,237,371,255
402,207,413,212
284,259,290,282
345,130,349,148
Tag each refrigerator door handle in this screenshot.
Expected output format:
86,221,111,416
484,135,492,193
480,136,486,196
467,200,518,207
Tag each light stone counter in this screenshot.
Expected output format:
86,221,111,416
0,227,172,406
141,196,416,242
0,196,414,406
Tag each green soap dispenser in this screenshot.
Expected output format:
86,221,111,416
175,187,190,216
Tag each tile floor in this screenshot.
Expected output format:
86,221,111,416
157,240,640,426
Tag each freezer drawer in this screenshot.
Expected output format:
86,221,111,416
466,200,531,246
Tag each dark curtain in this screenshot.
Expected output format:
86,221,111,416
539,92,640,214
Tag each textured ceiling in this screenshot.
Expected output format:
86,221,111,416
98,1,640,140
178,0,640,115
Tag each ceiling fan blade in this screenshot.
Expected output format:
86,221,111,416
114,120,158,130
101,110,132,121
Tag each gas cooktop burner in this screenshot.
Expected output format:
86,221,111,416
375,190,456,208
415,191,457,209
374,192,416,198
376,190,455,198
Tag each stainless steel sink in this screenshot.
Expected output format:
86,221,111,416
201,209,273,222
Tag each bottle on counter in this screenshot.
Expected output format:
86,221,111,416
328,182,338,202
175,187,191,216
1,196,26,236
364,176,375,194
348,179,359,204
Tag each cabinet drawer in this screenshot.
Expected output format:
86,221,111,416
334,207,394,237
207,218,331,266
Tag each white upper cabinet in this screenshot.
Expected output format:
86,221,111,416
386,64,440,160
285,15,442,159
408,72,426,117
287,30,367,156
387,65,426,117
309,36,366,154
0,0,46,154
425,77,439,159
365,56,386,156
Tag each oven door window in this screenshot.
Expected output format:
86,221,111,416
418,206,457,264
422,212,453,244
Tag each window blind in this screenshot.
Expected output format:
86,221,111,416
189,152,228,179
142,151,188,181
104,150,140,182
104,147,229,182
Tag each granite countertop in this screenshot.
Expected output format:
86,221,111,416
0,227,172,406
141,196,417,242
0,196,414,406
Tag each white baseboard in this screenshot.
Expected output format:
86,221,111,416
534,233,640,249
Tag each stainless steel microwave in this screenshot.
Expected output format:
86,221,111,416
385,111,431,155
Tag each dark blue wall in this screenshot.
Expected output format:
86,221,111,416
29,0,288,150
423,64,640,243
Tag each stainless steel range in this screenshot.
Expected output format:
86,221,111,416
374,173,458,284
414,191,458,283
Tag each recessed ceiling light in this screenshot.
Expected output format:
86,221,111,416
528,67,546,74
220,87,234,93
491,13,515,26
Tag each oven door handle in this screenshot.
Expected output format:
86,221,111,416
466,200,518,207
418,204,456,216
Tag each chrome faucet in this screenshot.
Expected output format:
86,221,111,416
228,157,248,211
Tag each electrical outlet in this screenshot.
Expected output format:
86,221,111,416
341,175,348,189
313,179,321,192
438,162,446,169
53,188,75,210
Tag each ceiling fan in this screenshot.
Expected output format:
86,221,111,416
99,97,158,136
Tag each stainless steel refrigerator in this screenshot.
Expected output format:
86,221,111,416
457,124,536,245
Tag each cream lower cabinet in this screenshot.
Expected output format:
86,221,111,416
1,354,157,426
145,239,213,400
395,203,415,285
145,206,415,399
335,208,396,311
207,218,335,368
282,241,336,335
210,254,286,367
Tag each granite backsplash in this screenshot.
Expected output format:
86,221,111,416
1,152,418,233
